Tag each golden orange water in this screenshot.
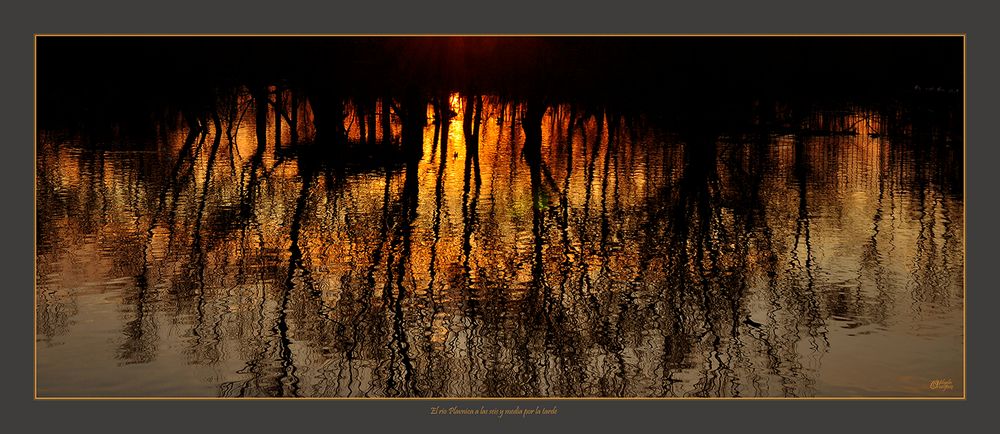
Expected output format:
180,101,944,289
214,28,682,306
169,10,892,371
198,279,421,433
36,95,963,397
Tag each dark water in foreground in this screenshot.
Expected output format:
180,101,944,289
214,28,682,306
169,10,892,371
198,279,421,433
36,98,963,397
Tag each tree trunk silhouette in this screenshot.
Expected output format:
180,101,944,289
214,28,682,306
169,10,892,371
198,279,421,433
398,91,426,160
273,86,282,149
289,91,298,145
463,93,482,156
522,99,546,164
253,85,268,155
357,99,367,146
308,88,346,147
381,96,393,146
367,98,378,146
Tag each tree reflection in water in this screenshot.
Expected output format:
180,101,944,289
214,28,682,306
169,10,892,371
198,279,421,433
36,93,962,397
35,37,963,397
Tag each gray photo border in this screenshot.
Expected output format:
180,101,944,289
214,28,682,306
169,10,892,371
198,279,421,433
4,1,997,432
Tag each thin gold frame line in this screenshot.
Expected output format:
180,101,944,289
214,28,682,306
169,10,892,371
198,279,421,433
32,33,968,401
962,33,968,398
33,35,38,401
33,396,967,401
33,33,966,37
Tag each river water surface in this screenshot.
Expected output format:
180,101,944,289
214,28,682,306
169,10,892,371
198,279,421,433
36,96,964,397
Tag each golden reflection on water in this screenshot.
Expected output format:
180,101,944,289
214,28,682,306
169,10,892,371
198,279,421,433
36,95,963,397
